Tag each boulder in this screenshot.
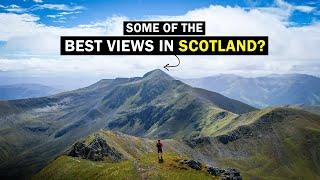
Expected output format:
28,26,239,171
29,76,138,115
207,167,242,179
221,168,242,180
68,142,89,158
179,159,202,170
207,167,225,176
179,159,242,179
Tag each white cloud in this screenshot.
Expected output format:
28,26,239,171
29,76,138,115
47,14,59,18
47,11,81,19
33,4,84,11
0,3,83,13
0,13,40,40
1,4,27,13
33,0,43,3
294,6,315,13
0,5,319,78
60,11,80,15
0,3,83,23
0,13,107,53
275,0,315,13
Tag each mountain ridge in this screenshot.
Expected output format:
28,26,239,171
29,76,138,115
34,105,320,179
1,69,319,179
0,69,255,178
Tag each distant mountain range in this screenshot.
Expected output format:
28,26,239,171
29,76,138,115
0,84,58,100
182,74,320,108
0,72,99,91
0,70,319,179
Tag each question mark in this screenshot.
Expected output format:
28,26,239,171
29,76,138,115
257,40,265,52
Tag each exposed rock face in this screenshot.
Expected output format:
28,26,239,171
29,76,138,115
217,126,253,144
207,167,242,180
216,109,292,145
184,137,211,148
207,167,224,176
180,159,242,179
68,137,123,162
179,159,202,170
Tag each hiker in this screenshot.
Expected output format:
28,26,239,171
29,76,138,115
156,140,163,161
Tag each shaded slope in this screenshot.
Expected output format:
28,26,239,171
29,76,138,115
188,107,320,179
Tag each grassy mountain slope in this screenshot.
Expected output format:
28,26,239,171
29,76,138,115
33,154,216,180
190,107,320,179
32,130,217,180
35,107,320,179
0,69,255,178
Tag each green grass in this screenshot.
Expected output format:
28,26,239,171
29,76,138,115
208,108,320,179
29,107,320,180
32,153,217,180
138,152,215,180
199,106,238,136
32,156,139,180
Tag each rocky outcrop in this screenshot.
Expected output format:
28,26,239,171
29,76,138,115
217,125,253,144
215,109,292,145
180,159,242,179
179,159,202,170
67,136,123,162
184,137,211,148
207,167,242,179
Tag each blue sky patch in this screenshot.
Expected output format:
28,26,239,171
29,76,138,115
0,0,318,27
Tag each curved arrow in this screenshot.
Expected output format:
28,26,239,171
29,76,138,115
163,55,180,71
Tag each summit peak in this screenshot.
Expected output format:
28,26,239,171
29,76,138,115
143,69,173,80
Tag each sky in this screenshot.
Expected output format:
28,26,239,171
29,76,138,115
0,0,320,88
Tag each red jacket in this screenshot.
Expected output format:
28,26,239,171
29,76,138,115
157,142,163,150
